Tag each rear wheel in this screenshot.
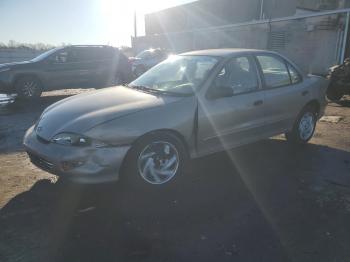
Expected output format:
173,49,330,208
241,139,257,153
122,132,187,189
15,76,42,100
285,106,317,145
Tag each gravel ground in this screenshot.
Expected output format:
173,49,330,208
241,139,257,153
0,91,350,262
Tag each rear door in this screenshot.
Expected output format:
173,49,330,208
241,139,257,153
70,47,101,86
89,47,115,85
255,54,310,134
197,55,267,155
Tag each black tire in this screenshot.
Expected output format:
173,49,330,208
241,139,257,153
285,106,317,145
121,132,188,190
15,76,42,100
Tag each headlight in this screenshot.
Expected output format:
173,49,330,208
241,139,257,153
51,132,108,147
0,67,10,73
51,133,90,146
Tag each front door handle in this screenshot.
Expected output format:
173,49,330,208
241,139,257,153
253,100,263,106
302,90,309,96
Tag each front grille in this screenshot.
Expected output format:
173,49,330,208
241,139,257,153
28,152,55,173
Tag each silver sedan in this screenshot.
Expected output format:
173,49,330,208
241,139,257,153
24,49,328,187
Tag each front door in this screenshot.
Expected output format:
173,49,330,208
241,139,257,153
197,55,267,156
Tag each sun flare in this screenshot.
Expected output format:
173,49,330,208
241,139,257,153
98,0,194,46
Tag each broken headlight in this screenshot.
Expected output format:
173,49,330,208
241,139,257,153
51,133,91,146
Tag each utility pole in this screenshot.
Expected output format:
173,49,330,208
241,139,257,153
134,10,137,38
259,0,264,20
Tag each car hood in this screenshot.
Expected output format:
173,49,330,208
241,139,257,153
36,86,183,140
0,61,32,69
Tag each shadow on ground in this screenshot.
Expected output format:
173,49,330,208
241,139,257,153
1,139,350,262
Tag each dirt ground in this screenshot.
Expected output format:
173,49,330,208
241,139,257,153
0,91,350,262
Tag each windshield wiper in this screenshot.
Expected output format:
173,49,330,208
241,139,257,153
126,84,167,94
124,84,157,94
125,84,190,97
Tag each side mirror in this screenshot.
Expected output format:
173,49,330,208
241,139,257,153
210,85,234,99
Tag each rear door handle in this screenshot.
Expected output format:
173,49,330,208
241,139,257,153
302,91,309,96
253,100,263,106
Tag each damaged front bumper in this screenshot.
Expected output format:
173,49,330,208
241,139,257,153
23,125,131,184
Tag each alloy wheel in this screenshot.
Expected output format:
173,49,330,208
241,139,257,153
298,112,315,141
22,80,38,97
137,141,179,185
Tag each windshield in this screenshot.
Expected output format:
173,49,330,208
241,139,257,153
129,55,219,95
30,47,62,62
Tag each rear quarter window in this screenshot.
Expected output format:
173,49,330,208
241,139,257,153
287,63,302,84
257,55,291,88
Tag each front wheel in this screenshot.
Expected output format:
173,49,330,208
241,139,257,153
15,76,42,100
285,106,317,145
122,132,187,189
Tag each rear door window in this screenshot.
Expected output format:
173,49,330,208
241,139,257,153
71,47,111,62
70,48,92,62
91,48,113,61
256,55,291,88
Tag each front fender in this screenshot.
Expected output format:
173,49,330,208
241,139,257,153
85,96,198,149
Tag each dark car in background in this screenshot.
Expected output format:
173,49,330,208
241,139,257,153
0,45,133,100
130,48,169,77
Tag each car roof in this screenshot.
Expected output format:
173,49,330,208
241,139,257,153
70,45,113,48
180,48,276,57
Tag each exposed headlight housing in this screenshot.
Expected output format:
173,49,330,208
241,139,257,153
0,67,10,73
51,132,108,147
52,133,90,146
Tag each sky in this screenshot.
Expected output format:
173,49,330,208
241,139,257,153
0,0,195,47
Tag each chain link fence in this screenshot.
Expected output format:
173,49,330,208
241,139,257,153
133,10,350,75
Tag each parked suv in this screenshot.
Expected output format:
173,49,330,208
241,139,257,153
0,45,132,99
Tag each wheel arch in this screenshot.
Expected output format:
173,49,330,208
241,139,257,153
304,99,320,117
123,129,190,166
132,129,190,155
12,73,43,88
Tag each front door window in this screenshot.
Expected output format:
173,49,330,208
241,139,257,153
214,56,259,95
